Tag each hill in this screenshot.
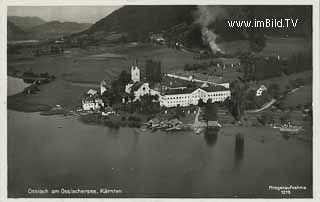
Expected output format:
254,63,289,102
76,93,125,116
72,5,311,48
74,6,196,44
7,21,28,40
29,21,92,39
8,16,46,31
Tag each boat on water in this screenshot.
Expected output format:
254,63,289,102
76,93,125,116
195,128,203,134
279,124,302,133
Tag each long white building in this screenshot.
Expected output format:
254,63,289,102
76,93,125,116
159,85,231,107
124,62,231,108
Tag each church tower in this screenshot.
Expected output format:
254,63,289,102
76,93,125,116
100,80,108,95
131,59,140,83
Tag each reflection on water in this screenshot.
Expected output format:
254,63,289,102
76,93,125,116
234,133,245,165
7,110,312,197
204,128,218,146
281,132,291,140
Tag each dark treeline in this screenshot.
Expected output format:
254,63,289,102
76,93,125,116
22,69,55,83
240,51,312,81
32,45,64,56
115,94,160,115
145,60,162,83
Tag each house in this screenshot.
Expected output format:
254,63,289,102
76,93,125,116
82,89,104,111
125,82,151,101
256,85,267,96
216,58,241,69
150,33,165,45
102,106,115,116
207,121,222,128
87,89,98,96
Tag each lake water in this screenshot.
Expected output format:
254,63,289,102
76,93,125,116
7,78,312,198
7,110,312,198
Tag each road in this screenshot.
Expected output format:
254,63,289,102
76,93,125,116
246,86,303,113
192,107,207,133
246,99,276,113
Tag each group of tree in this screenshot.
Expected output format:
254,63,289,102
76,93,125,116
22,69,55,83
184,62,210,71
145,60,162,83
115,94,160,115
224,80,247,122
240,51,312,81
257,111,275,126
203,99,218,124
32,45,64,57
102,70,131,106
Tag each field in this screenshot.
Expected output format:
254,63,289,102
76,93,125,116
282,85,312,108
8,79,88,112
7,36,312,112
249,71,312,92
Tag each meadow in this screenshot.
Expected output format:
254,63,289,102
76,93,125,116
7,36,312,112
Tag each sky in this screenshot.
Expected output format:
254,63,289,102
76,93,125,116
8,6,122,23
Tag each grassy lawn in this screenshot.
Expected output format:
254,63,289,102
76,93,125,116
7,79,88,112
7,36,312,113
249,70,312,92
282,85,312,108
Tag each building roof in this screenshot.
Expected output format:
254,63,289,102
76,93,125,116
100,80,108,87
164,85,229,95
216,57,240,64
87,89,98,95
131,82,145,92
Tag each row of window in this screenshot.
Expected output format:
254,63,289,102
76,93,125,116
163,96,229,106
165,91,230,100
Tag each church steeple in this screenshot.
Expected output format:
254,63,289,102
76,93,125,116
131,59,140,83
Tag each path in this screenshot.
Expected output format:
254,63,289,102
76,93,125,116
246,99,276,113
245,86,304,113
192,107,207,133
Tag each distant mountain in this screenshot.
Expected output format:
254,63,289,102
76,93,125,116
72,5,311,47
76,6,196,42
29,21,92,39
8,16,46,31
7,21,28,40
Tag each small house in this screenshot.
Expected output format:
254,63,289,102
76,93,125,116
256,85,267,96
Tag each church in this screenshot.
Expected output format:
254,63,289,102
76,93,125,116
124,60,231,108
125,61,159,101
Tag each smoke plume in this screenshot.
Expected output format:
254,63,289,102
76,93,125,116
196,6,226,53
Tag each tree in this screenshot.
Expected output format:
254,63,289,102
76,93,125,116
248,29,266,53
280,113,291,124
224,80,246,122
145,60,162,83
118,70,131,86
268,83,281,99
198,98,205,107
239,52,257,81
204,100,218,126
258,112,275,126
